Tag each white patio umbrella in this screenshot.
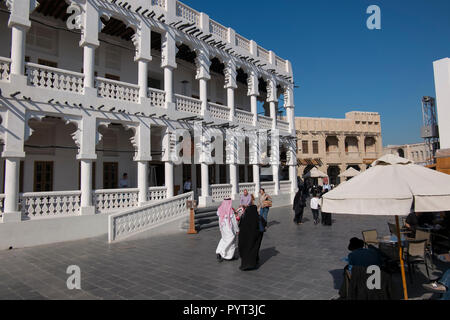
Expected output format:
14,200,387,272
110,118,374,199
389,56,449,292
321,154,450,300
339,167,361,178
303,167,328,179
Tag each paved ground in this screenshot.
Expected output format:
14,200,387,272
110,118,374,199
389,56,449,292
0,206,446,300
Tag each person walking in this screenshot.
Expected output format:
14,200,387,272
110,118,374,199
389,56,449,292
293,185,307,224
310,192,320,225
258,188,272,232
320,189,332,226
216,198,239,262
238,205,264,271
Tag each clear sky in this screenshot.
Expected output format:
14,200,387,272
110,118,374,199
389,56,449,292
182,0,450,146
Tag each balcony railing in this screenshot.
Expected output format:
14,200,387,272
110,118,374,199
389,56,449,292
211,184,232,201
209,102,230,121
277,120,290,132
279,181,292,193
147,187,168,202
235,34,250,52
326,151,341,163
235,108,254,126
238,183,256,196
176,1,200,26
175,94,202,115
94,188,139,214
261,181,275,195
20,190,81,220
209,19,228,41
258,46,270,62
364,151,378,159
0,57,11,82
151,0,166,9
258,115,273,130
26,63,84,94
148,87,166,108
346,151,361,161
96,77,139,103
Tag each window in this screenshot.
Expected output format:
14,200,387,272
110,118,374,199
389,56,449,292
105,46,121,71
103,162,118,189
34,161,53,192
148,77,161,90
26,25,58,55
302,141,309,154
312,141,319,154
38,59,57,68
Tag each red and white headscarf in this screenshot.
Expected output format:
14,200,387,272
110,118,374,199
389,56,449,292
217,199,234,226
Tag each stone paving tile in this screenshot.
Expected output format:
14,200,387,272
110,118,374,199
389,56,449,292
0,206,443,300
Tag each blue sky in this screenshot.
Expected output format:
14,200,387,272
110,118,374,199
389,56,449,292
183,0,450,146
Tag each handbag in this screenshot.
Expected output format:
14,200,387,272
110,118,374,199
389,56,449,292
263,200,272,208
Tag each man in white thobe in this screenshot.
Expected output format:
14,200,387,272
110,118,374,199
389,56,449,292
216,199,239,262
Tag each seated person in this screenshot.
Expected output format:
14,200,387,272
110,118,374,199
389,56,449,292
405,212,421,237
423,268,450,300
347,237,382,269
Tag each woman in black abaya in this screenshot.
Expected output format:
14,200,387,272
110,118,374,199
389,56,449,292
238,205,264,271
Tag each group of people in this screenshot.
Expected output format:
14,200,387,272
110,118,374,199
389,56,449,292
215,189,272,271
293,184,333,226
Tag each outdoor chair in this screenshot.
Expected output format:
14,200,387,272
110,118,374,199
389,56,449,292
362,230,379,247
406,240,431,283
415,229,433,256
388,222,411,238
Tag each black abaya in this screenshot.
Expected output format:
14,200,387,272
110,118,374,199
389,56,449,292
238,205,263,271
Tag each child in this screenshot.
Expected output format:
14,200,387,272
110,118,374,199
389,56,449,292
310,192,320,225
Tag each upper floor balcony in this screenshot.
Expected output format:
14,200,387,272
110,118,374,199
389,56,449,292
0,57,292,133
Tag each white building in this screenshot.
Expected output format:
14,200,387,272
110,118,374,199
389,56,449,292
0,0,297,247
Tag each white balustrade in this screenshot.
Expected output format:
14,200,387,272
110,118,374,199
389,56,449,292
148,87,166,108
147,187,167,202
20,191,81,220
276,56,286,71
238,183,256,196
25,63,84,93
279,181,292,193
152,0,166,8
96,77,139,103
211,184,232,202
258,46,270,62
108,192,193,242
210,20,227,40
0,57,11,81
175,94,202,115
176,1,200,26
209,102,230,121
94,188,139,214
235,109,254,126
278,120,290,132
261,181,275,195
258,115,273,130
235,34,250,52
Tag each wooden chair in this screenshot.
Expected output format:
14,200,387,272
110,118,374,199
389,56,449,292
362,230,379,247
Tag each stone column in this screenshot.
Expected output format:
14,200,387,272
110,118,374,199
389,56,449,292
162,128,174,198
271,130,280,195
3,158,21,222
195,49,211,117
83,44,97,89
132,23,152,102
7,0,35,77
78,116,97,215
161,31,178,109
227,131,239,200
165,161,174,198
247,71,259,126
137,161,148,205
267,78,278,130
225,60,238,122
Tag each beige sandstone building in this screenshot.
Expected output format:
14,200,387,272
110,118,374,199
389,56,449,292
295,112,383,185
383,143,431,166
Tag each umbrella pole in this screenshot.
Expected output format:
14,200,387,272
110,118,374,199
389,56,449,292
395,215,408,300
